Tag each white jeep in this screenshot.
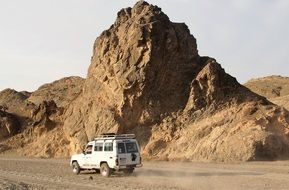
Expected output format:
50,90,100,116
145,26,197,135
70,133,142,177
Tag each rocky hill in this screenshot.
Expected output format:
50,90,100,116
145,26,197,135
1,1,289,161
245,76,289,110
0,76,84,157
62,1,289,161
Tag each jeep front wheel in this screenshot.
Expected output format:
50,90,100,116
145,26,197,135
72,162,80,175
100,163,111,177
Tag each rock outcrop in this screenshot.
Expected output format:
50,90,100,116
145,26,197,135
64,1,201,150
245,76,289,111
62,1,289,161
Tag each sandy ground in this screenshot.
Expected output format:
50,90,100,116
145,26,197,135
1,156,289,190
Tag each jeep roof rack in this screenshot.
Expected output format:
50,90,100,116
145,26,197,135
94,133,136,140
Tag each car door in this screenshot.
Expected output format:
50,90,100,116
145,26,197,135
83,144,93,168
90,141,104,169
103,140,114,167
124,140,141,165
117,141,128,166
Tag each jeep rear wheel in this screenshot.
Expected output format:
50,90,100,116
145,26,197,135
100,163,111,177
72,162,80,175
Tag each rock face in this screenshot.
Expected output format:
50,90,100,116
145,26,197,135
62,1,289,161
245,76,289,111
18,100,70,158
0,109,19,141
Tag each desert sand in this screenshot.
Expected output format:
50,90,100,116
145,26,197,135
1,156,289,190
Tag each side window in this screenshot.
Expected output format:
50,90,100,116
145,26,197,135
104,142,113,151
85,145,93,154
117,143,126,154
94,143,103,151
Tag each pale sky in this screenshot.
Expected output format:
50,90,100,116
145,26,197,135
0,0,288,91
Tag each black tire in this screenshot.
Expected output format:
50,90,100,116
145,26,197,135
123,168,134,175
100,163,111,177
72,162,80,175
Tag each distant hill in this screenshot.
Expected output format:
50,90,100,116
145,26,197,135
245,76,289,110
28,76,84,108
0,76,84,157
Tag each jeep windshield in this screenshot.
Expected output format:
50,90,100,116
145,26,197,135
117,142,139,154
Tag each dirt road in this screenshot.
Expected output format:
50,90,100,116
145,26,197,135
1,157,289,190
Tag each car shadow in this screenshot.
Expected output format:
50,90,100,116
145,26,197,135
80,170,134,178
